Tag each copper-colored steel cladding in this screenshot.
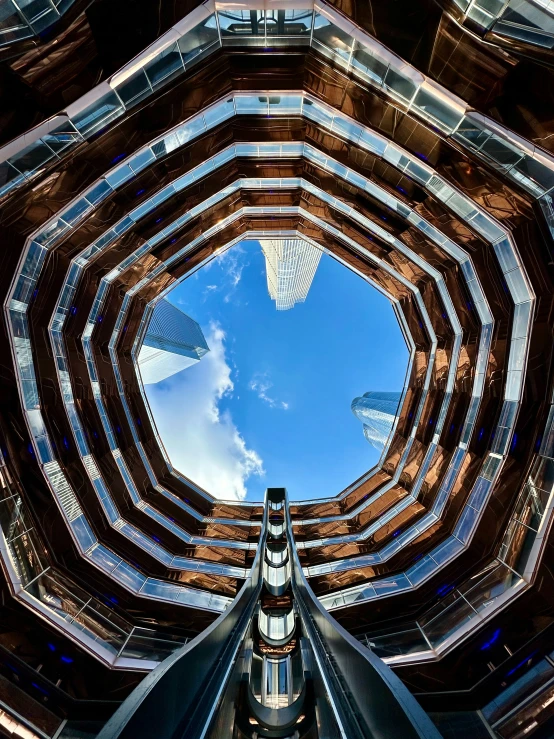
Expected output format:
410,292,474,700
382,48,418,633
0,0,552,728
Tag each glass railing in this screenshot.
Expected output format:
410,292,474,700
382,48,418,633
9,214,511,613
77,156,437,558
0,0,550,685
0,461,231,623
359,560,520,663
447,0,554,50
0,456,200,667
482,649,554,735
2,0,553,223
0,0,77,48
3,204,512,612
320,382,552,612
355,466,554,665
3,92,535,613
73,129,485,561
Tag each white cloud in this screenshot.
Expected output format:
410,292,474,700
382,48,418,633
145,323,264,501
249,373,289,410
217,246,247,287
211,246,250,303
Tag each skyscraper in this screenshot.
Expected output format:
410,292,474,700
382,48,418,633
351,391,402,451
259,238,322,310
138,299,209,384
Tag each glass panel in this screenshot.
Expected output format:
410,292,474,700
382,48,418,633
423,597,476,647
384,66,418,102
531,456,554,493
121,634,183,661
366,628,427,657
0,161,25,196
115,70,151,108
71,603,126,654
218,9,264,39
71,92,125,137
9,140,55,175
144,42,184,88
7,527,47,586
265,9,313,36
480,134,524,168
28,570,87,615
41,123,81,154
0,23,32,47
351,41,389,84
500,520,538,575
413,88,464,132
513,155,554,194
0,1,26,35
178,14,219,64
312,14,353,63
17,0,58,32
463,563,517,612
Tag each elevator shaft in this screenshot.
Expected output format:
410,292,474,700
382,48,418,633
98,488,442,739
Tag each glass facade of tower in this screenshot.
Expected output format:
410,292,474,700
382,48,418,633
138,299,209,384
351,391,402,451
259,239,322,310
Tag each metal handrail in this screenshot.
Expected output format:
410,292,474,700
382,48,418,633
285,497,443,739
96,497,269,739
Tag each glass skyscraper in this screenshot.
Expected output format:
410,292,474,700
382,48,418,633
138,299,209,384
351,391,402,451
259,239,322,310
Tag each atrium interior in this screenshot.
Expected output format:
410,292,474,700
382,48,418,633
0,0,553,737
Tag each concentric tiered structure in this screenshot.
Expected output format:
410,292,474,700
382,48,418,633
0,0,553,736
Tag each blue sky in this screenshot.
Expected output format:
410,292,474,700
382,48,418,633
144,240,408,501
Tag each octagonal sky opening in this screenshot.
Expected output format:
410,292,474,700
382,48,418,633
139,239,409,502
